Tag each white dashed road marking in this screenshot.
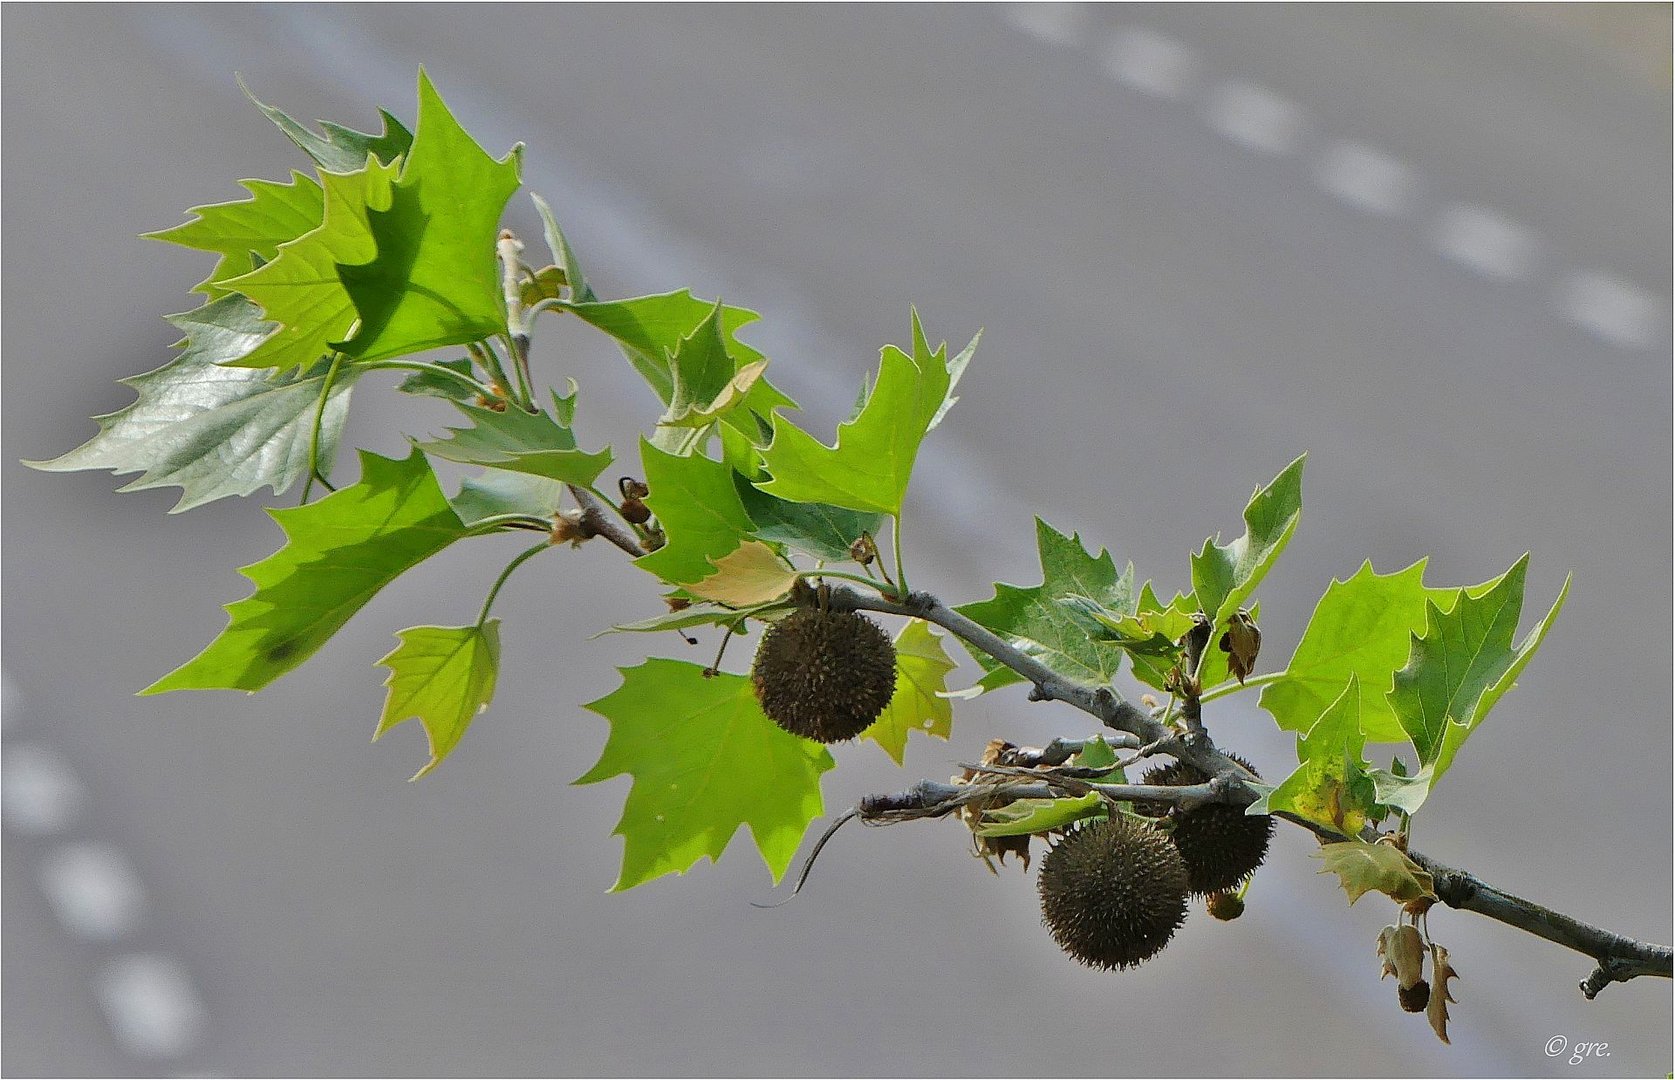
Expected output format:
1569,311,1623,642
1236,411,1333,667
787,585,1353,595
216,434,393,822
1005,14,1666,351
1002,2,1088,48
39,842,148,941
94,954,209,1060
1203,80,1305,155
1100,28,1198,99
1555,272,1666,351
1432,203,1540,281
4,671,211,1066
1313,140,1418,217
3,743,86,835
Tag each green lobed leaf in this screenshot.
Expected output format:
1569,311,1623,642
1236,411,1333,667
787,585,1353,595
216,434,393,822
634,441,754,586
1390,556,1524,765
449,471,564,527
220,156,399,374
756,310,966,516
732,473,883,563
337,70,524,362
412,400,612,486
1261,561,1462,741
531,192,595,302
374,622,501,780
1368,764,1432,817
1388,556,1568,788
1265,677,1379,837
660,301,739,427
577,658,835,890
143,449,469,693
1433,573,1568,780
143,172,326,298
1190,455,1305,626
241,76,412,174
955,518,1132,689
396,357,479,401
861,620,959,765
1117,584,1199,691
24,294,354,512
927,330,981,432
560,290,793,419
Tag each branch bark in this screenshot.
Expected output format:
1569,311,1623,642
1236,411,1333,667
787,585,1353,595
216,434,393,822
827,584,1673,998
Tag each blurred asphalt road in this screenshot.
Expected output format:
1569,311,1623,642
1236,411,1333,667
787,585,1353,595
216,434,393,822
4,4,1670,1076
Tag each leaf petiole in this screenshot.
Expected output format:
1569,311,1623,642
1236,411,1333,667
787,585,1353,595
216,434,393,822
477,540,553,628
1199,670,1286,703
466,513,555,535
367,358,500,402
498,332,536,413
891,513,908,596
300,351,348,504
794,567,890,594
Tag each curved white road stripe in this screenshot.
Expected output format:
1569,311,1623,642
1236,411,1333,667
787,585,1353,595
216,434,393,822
94,954,207,1060
1203,81,1304,155
39,842,147,941
1431,203,1538,281
1003,2,1089,48
1101,28,1199,99
1313,140,1417,217
3,743,86,835
1555,271,1666,350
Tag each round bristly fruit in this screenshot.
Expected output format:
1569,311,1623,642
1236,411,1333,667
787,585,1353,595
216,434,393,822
1038,817,1190,970
750,607,896,743
1138,755,1274,895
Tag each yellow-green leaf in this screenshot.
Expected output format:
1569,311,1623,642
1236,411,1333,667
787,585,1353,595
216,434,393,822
1313,840,1437,905
374,622,501,780
687,541,799,607
861,620,959,764
1265,677,1378,838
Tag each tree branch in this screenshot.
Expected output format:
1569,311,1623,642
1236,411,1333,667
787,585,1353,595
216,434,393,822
827,584,1673,998
1408,851,1674,999
565,483,644,558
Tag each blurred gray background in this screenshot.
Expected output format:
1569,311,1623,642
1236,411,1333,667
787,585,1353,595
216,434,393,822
4,3,1670,1076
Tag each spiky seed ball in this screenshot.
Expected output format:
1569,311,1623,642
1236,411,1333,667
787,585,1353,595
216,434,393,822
1037,817,1190,970
751,607,896,743
1138,755,1274,896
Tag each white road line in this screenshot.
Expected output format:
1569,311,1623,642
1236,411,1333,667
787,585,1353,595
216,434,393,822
1313,140,1417,217
39,842,147,941
1203,80,1304,155
1431,203,1539,281
1100,28,1198,99
94,954,207,1059
1555,271,1666,350
3,743,87,835
1002,2,1090,48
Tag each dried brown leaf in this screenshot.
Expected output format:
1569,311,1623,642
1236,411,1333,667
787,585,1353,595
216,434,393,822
1429,942,1460,1044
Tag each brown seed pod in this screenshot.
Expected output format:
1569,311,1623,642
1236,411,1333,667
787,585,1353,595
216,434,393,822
1038,817,1190,971
1399,980,1432,1012
1138,755,1274,895
750,607,896,743
1205,889,1246,921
